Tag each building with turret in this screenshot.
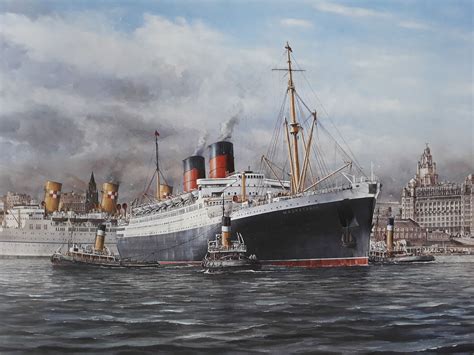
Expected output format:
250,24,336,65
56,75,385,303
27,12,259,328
401,145,473,236
85,172,99,212
58,173,100,214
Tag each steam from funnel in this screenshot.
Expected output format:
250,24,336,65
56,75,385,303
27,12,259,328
218,115,239,141
193,132,209,156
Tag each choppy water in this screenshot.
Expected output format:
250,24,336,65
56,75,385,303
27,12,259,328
1,256,473,354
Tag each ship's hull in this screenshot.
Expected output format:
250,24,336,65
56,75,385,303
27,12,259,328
117,194,376,267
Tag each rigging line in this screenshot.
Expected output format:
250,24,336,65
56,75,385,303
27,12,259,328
144,170,157,198
291,54,363,170
267,91,288,163
141,151,157,195
317,120,364,174
297,88,359,172
313,129,330,181
321,125,367,177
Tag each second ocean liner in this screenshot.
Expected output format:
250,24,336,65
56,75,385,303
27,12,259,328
117,43,380,267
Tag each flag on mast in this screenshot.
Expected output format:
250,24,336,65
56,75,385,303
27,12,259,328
155,130,160,137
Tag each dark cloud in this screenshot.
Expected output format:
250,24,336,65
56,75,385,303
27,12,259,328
0,12,471,206
0,105,85,155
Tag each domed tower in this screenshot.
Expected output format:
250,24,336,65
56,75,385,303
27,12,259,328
415,144,439,187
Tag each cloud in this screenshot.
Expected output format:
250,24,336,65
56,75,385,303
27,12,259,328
313,1,389,19
313,1,435,33
0,8,471,203
398,20,432,31
0,12,277,200
280,18,313,29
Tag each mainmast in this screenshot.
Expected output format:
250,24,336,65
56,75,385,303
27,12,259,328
285,42,301,190
155,130,160,201
270,43,321,194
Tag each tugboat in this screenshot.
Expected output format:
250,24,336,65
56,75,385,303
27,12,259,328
202,214,261,272
51,225,160,268
369,218,435,264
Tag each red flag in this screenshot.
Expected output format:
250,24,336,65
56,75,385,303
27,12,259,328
155,130,160,137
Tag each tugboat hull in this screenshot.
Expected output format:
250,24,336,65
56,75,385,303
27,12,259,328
202,259,261,272
50,252,160,268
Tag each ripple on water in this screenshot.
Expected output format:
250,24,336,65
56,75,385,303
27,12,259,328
0,257,473,353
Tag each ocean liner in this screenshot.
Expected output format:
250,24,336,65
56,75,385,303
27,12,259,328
117,43,380,267
0,180,123,257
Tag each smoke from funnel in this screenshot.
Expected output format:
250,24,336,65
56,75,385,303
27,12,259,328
218,115,239,141
193,132,209,156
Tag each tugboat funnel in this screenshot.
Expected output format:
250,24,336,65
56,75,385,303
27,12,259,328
386,217,394,254
94,224,106,252
222,216,231,248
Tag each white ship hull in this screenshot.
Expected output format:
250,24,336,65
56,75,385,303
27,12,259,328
0,206,118,257
0,229,118,257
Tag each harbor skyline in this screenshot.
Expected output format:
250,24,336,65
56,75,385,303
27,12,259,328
0,0,472,201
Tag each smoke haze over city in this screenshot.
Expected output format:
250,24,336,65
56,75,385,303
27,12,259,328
0,0,472,202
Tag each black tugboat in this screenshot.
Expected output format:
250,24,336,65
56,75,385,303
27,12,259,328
51,225,160,268
369,218,435,264
202,215,261,272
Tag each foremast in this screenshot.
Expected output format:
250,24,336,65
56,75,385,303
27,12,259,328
278,42,318,194
286,42,301,191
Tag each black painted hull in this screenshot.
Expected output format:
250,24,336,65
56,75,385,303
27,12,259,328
117,196,376,267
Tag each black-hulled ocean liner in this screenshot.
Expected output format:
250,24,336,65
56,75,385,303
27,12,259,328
117,43,380,267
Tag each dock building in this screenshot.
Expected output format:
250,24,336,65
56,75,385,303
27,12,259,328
401,145,473,236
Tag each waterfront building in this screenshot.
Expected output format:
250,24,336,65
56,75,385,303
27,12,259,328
5,192,32,209
373,201,401,221
59,191,86,213
372,217,427,246
401,145,473,236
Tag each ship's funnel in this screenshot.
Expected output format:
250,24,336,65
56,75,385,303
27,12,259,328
183,156,205,192
94,224,106,252
386,217,394,254
159,184,173,199
222,215,231,248
44,181,62,214
101,182,119,214
209,141,234,179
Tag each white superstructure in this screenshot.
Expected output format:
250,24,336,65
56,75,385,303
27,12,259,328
0,204,119,257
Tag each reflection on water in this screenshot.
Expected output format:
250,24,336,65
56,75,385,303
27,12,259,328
1,257,473,353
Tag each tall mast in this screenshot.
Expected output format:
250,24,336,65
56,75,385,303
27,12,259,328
286,42,301,191
155,131,160,201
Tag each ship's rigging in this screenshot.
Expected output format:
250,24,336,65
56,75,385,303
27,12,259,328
261,42,366,195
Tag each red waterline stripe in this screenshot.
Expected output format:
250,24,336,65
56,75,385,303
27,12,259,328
265,257,368,268
158,260,201,265
157,258,368,268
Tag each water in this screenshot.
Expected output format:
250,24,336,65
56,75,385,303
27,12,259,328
1,256,473,353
